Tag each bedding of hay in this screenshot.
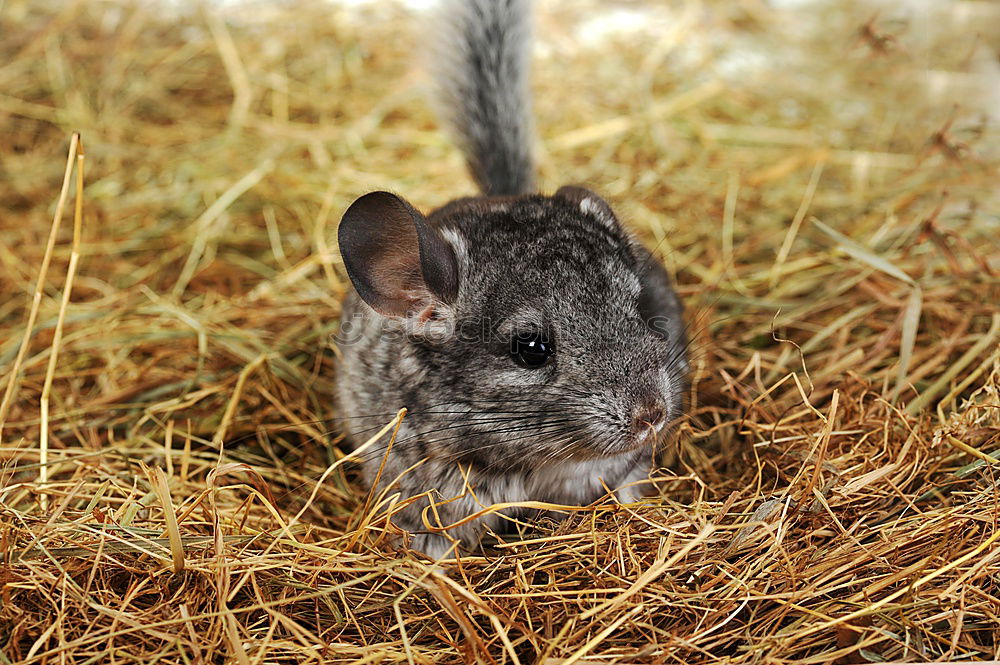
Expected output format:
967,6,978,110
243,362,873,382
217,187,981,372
2,0,999,662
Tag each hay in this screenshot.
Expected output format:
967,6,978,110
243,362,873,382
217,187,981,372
1,0,999,662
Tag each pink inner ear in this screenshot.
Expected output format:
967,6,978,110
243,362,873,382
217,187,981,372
367,245,427,315
415,304,439,323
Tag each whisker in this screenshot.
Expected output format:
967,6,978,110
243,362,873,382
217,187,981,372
348,417,585,467
344,416,581,464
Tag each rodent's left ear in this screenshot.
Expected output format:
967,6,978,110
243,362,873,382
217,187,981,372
554,185,620,229
338,191,459,319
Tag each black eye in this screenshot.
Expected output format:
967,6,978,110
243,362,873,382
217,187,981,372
510,331,554,369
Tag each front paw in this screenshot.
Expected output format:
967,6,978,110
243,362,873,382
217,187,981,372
614,481,650,505
408,532,459,561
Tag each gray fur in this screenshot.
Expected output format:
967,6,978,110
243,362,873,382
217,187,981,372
428,0,534,195
334,1,689,558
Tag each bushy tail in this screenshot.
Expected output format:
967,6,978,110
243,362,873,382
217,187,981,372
429,0,535,196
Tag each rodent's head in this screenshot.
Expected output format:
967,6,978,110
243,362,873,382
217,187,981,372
338,187,687,470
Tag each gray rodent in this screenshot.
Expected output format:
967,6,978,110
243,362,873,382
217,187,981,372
334,0,688,558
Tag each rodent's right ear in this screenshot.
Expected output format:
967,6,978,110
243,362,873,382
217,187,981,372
338,191,459,318
554,185,620,230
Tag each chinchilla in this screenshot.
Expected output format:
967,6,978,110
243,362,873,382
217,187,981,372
334,0,688,558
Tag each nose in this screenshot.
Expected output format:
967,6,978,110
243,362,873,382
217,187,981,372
630,399,667,438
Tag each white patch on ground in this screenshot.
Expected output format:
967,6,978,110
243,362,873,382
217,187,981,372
575,7,653,46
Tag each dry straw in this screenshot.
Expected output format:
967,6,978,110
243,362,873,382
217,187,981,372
1,0,999,663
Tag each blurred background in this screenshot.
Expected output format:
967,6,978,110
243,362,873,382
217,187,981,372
2,1,1000,662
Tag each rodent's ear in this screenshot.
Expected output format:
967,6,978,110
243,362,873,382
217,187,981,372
338,191,459,318
554,185,619,229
